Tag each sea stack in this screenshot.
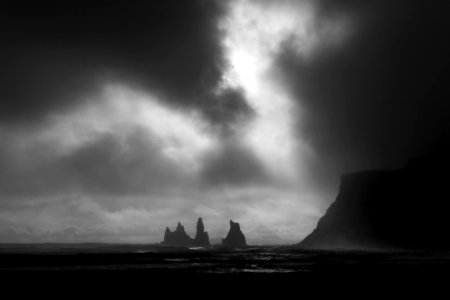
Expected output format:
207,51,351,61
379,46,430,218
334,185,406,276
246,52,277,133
162,222,194,247
194,217,210,247
222,220,247,248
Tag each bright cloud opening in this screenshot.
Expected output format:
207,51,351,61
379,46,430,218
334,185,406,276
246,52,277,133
218,0,321,182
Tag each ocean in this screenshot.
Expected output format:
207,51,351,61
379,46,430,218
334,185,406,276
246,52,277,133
1,243,449,296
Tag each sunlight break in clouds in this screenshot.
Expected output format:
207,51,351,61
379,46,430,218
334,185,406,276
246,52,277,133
219,0,318,182
218,0,350,183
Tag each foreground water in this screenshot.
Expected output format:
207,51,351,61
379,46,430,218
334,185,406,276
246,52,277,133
1,243,450,275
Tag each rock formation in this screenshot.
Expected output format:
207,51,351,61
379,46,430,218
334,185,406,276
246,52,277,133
299,152,450,250
162,222,194,247
162,218,211,247
222,220,247,248
194,217,210,247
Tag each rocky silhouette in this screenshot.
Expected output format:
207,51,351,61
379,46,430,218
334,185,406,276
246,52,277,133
162,218,211,247
222,220,247,248
194,218,210,247
299,150,450,250
162,222,194,247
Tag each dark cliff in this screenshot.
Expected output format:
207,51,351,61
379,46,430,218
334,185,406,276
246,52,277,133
299,153,450,250
222,220,247,248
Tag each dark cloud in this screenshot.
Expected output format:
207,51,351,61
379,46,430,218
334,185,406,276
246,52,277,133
0,126,193,198
56,128,194,196
0,0,229,124
200,88,255,136
201,143,269,187
276,0,450,185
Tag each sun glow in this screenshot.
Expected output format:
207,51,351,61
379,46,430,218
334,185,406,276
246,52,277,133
218,0,319,181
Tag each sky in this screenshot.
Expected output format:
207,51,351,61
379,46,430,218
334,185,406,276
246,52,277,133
0,0,449,244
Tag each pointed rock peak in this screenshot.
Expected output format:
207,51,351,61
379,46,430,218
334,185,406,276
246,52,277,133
229,220,240,230
162,221,193,247
197,218,205,232
194,217,210,247
223,219,246,248
176,222,184,232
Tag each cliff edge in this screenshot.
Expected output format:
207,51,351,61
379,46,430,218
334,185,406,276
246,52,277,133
299,154,450,250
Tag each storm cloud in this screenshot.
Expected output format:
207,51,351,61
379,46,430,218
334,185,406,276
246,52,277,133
0,0,228,123
276,0,450,188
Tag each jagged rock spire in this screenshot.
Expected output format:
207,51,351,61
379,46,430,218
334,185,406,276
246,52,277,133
222,220,247,248
176,222,184,232
162,222,193,247
197,218,205,233
194,217,210,247
162,218,211,247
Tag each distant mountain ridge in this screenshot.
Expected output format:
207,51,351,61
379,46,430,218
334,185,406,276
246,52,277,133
299,152,450,250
